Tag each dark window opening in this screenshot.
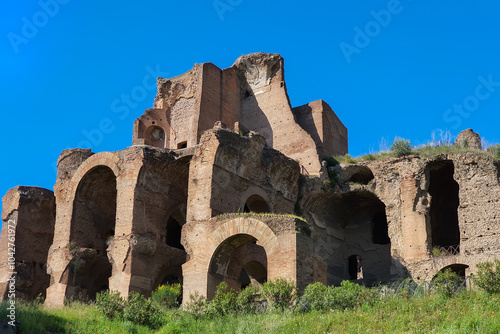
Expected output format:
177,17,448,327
177,141,187,149
239,269,251,290
428,161,460,250
348,255,363,280
243,195,270,213
348,167,375,185
161,274,181,285
373,211,390,245
166,217,184,250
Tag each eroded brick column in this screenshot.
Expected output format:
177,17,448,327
400,173,429,261
0,187,55,301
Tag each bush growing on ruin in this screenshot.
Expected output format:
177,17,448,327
261,278,297,312
183,292,207,316
300,282,328,311
475,260,500,294
124,292,164,329
236,285,261,314
432,269,464,297
95,290,125,320
324,280,377,311
203,282,238,317
486,144,500,159
390,137,412,157
152,283,182,309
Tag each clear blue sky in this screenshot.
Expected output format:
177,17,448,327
1,1,500,216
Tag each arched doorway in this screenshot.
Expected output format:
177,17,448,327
226,242,267,290
208,234,268,297
428,161,460,251
66,166,117,300
437,264,469,277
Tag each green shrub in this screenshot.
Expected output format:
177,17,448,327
183,292,207,315
95,290,125,320
151,283,182,308
362,154,376,161
236,285,261,314
431,246,442,257
432,269,463,297
124,292,164,329
390,137,412,157
204,282,238,317
475,260,500,294
262,278,297,312
324,280,376,310
301,282,328,311
486,144,500,158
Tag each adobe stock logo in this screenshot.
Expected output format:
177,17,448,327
339,0,408,64
7,0,71,54
213,0,243,21
443,74,500,129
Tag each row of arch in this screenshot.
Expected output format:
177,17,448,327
60,154,463,300
64,156,273,299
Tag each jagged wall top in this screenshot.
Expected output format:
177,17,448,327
132,52,348,175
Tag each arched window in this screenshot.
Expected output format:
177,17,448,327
144,126,166,148
243,195,270,213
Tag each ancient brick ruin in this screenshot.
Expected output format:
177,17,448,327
1,53,499,306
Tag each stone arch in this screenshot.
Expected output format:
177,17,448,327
240,187,271,213
435,263,469,277
202,218,279,298
342,165,375,185
227,243,267,289
144,125,166,148
65,164,117,300
69,152,120,195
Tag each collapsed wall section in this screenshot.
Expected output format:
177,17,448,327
134,53,348,175
304,152,500,283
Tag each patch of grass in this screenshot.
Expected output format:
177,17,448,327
5,290,499,333
414,144,482,157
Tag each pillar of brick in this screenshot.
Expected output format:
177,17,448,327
0,186,55,301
